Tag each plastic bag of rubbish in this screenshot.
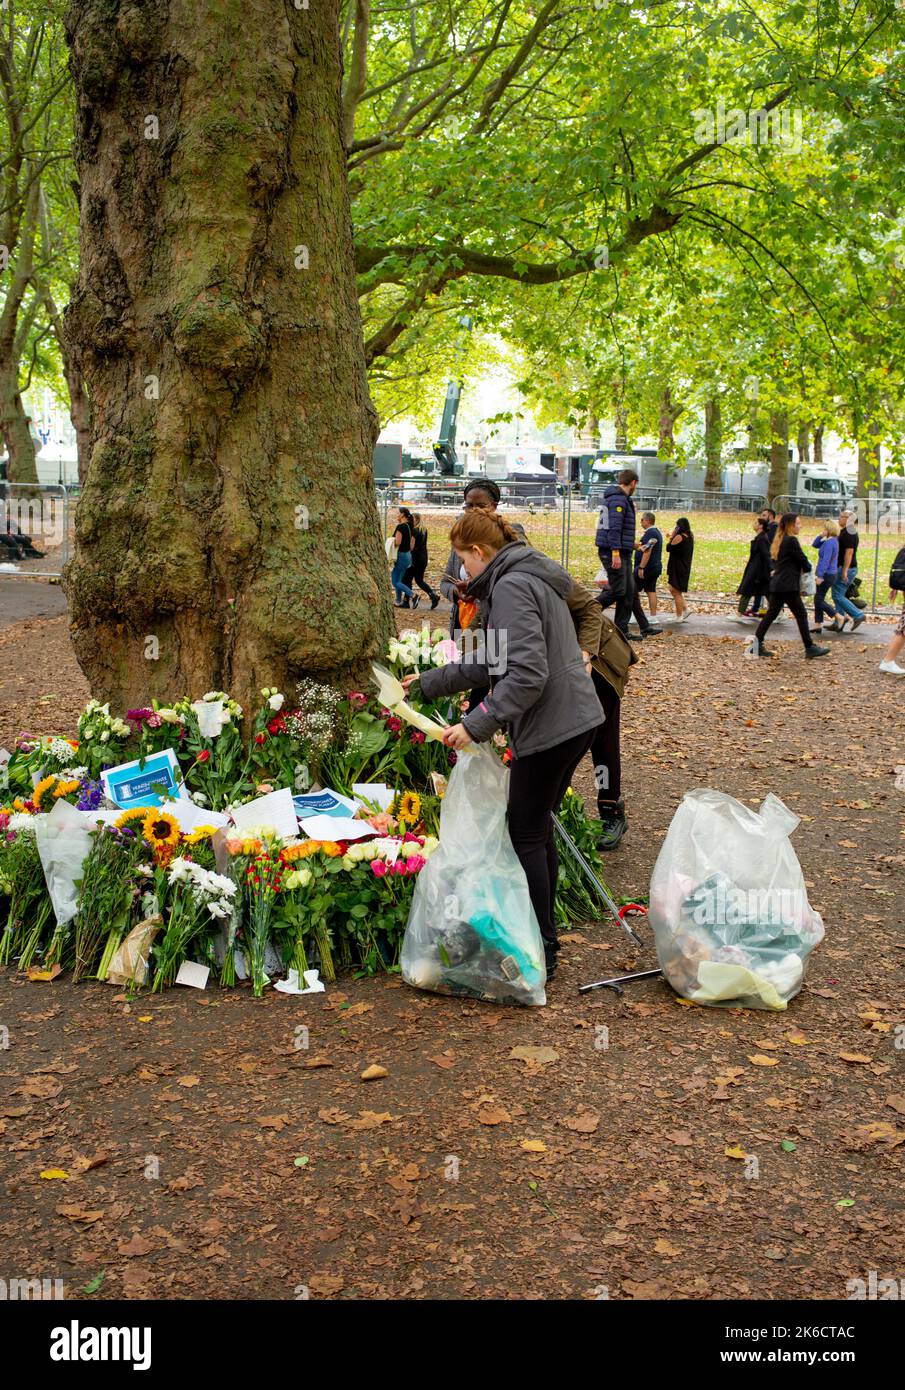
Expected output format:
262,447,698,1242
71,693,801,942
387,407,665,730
401,744,546,1006
648,790,824,1010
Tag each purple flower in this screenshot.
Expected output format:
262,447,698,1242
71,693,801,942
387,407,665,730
126,707,155,725
76,777,104,812
447,749,458,766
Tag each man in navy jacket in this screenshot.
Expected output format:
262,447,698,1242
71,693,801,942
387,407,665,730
595,468,639,636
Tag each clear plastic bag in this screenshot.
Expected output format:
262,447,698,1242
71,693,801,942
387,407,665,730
401,745,546,1006
648,790,824,1010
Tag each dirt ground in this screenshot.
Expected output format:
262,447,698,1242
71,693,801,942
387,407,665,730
0,594,903,1302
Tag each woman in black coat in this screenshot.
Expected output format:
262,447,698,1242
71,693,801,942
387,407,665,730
666,516,694,620
736,517,772,616
752,514,830,659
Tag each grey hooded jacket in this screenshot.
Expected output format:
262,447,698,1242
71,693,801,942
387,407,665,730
419,542,603,757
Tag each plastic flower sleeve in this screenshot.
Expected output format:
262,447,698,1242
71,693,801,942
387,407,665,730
370,663,451,743
34,798,96,926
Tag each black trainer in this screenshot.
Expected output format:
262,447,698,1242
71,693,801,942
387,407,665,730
430,591,440,609
597,798,626,850
805,643,831,659
644,625,663,635
544,942,559,979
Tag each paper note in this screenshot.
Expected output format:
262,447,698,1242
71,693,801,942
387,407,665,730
300,814,374,842
231,787,298,837
175,960,210,990
293,789,359,819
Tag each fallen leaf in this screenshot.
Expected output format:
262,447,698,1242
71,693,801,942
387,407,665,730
302,1057,332,1069
886,1096,905,1116
725,1145,748,1160
72,1153,110,1173
348,1110,393,1131
39,1169,69,1180
780,1140,797,1152
521,1140,547,1153
26,964,62,982
14,1075,62,1099
83,1273,105,1295
654,1238,681,1255
360,1064,388,1081
308,1272,345,1296
177,1075,200,1087
563,1112,600,1135
602,1230,630,1246
838,1053,872,1065
509,1045,559,1067
117,1233,155,1257
56,1205,104,1225
666,1130,694,1146
293,1156,309,1168
747,1054,780,1067
477,1105,511,1126
427,1055,455,1070
342,1002,373,1017
256,1114,291,1130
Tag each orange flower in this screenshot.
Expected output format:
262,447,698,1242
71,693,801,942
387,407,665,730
320,841,343,858
280,839,320,862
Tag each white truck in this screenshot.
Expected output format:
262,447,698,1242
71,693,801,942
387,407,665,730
786,463,852,515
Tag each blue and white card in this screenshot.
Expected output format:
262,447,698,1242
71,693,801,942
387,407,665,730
101,749,185,809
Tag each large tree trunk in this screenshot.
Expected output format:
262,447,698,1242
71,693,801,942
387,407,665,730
796,419,810,463
813,424,823,464
63,0,389,715
703,395,722,489
767,410,789,504
657,386,682,459
0,368,39,483
856,417,881,496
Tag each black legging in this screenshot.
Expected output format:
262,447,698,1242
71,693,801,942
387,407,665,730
755,590,813,649
589,669,621,803
507,727,596,947
410,555,437,598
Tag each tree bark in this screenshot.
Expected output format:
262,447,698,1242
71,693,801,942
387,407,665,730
703,395,722,490
613,387,628,451
857,417,881,496
0,177,40,484
812,424,823,463
768,411,789,504
63,0,389,715
796,419,810,463
657,386,682,459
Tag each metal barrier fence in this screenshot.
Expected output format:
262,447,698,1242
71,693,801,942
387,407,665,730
773,494,905,616
0,483,74,580
586,487,767,515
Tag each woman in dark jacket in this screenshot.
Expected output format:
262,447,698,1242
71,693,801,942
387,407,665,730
666,517,694,620
407,508,602,979
409,513,441,609
752,514,830,659
736,517,772,617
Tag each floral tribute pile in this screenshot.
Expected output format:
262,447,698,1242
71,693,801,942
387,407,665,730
0,627,608,994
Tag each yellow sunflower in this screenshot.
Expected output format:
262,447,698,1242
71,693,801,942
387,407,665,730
32,775,58,812
184,825,217,846
396,791,421,827
52,779,81,799
116,807,152,830
142,808,181,847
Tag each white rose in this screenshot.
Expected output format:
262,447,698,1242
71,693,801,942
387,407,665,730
267,693,285,711
99,731,109,743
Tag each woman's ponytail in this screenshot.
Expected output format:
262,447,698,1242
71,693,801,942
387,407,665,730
449,508,520,553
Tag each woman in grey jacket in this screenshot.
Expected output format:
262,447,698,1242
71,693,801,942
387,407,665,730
406,508,602,977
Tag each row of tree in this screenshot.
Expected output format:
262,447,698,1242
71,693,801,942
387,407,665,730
0,0,902,701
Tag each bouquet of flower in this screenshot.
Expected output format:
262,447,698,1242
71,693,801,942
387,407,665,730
0,815,53,968
71,822,147,981
243,843,285,996
175,691,246,811
152,856,237,991
76,700,132,779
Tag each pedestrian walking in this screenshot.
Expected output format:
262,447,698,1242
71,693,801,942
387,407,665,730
750,513,831,659
666,517,694,620
736,516,772,617
390,507,416,607
810,519,839,635
631,511,663,638
828,508,866,632
595,468,639,636
409,512,441,610
879,545,905,675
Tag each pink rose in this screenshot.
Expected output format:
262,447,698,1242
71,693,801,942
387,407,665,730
392,859,408,875
348,691,367,708
406,854,426,873
371,859,388,877
147,713,162,729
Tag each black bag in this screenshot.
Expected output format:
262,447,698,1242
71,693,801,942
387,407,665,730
890,545,905,593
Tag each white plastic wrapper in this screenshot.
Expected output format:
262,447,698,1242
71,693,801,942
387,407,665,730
648,790,825,1010
34,798,96,927
401,745,546,1006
